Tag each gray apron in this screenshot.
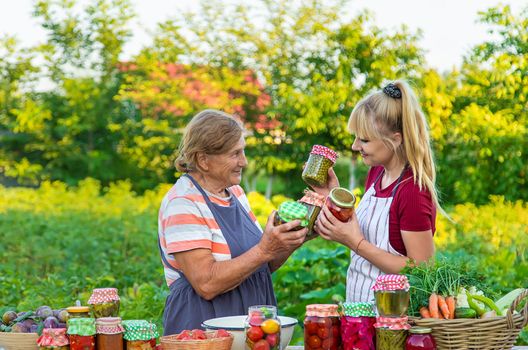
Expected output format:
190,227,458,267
160,174,276,335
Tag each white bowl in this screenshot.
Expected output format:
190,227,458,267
202,315,298,350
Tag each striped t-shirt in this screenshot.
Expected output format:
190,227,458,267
158,175,262,287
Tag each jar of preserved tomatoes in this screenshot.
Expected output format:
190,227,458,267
96,317,124,350
326,187,355,222
87,288,120,318
298,189,326,240
304,304,342,350
302,145,338,187
122,320,159,350
67,318,96,350
66,306,90,320
274,201,308,230
372,274,410,317
37,328,69,350
340,302,376,350
374,316,410,350
245,305,281,350
405,327,437,350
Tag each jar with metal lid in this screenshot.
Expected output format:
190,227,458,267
302,145,338,187
304,304,342,350
326,187,356,222
96,317,124,350
405,327,437,350
298,189,326,239
274,201,308,230
122,320,159,350
340,302,376,350
37,328,70,350
374,316,410,350
87,287,120,318
372,274,410,317
67,318,96,350
245,305,281,350
66,306,90,320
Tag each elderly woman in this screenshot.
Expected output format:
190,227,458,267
158,109,307,334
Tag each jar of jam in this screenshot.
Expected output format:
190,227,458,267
326,187,355,222
406,327,437,350
96,317,124,350
274,201,308,230
374,316,410,350
298,189,326,240
304,304,342,350
340,302,376,350
122,320,159,350
66,306,90,320
372,274,410,317
67,318,96,350
302,145,338,187
245,305,281,350
37,328,69,350
87,287,120,318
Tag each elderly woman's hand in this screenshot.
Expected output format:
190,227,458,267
257,211,308,260
314,204,364,250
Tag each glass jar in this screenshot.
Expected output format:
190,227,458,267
372,275,410,317
67,318,96,350
96,317,124,350
376,327,407,350
274,201,308,231
66,306,90,319
406,327,437,350
326,187,355,222
37,328,70,350
126,339,157,350
340,302,376,350
88,288,120,318
298,189,326,239
245,305,281,350
69,335,95,350
302,145,338,187
304,304,341,350
123,320,159,350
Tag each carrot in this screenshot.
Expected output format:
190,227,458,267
419,306,432,318
429,293,440,318
437,295,450,319
446,295,456,319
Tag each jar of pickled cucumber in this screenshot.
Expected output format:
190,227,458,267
304,304,342,350
96,317,124,350
372,274,410,317
326,187,356,222
122,320,159,350
274,201,308,230
302,145,338,187
245,305,281,350
67,318,96,350
37,328,70,350
374,316,410,350
340,302,376,350
298,189,326,240
87,288,120,318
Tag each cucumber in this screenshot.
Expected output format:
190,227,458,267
455,307,477,319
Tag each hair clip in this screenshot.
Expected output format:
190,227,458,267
383,83,402,99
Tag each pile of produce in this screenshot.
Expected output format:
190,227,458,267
174,329,230,341
1,306,68,334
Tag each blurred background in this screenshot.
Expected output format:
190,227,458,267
0,0,526,345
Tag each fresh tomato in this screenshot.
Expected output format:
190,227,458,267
307,335,322,348
253,339,271,350
266,333,279,347
191,329,207,340
247,325,264,342
260,319,280,334
214,329,231,338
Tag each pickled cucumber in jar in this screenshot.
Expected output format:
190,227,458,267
302,145,338,187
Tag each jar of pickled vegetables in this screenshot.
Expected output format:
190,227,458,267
406,327,437,350
96,317,124,350
88,288,120,318
298,189,326,240
274,201,308,230
37,328,69,350
122,320,159,350
372,274,410,317
66,306,90,320
340,302,376,350
67,318,96,350
326,187,356,222
374,316,410,350
302,145,338,187
304,304,342,350
245,305,281,350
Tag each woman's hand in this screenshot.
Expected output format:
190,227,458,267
257,211,308,261
309,167,340,197
314,204,364,250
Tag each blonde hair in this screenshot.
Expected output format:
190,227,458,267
175,109,244,172
348,80,443,212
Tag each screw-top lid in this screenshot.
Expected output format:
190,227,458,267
306,304,340,317
373,316,411,330
329,187,356,208
310,145,338,163
122,320,159,341
67,318,96,336
371,274,410,291
409,327,432,334
96,317,124,334
277,201,309,226
37,328,69,347
298,189,326,207
66,306,90,314
88,287,120,304
341,302,376,317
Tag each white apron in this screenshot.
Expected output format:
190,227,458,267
346,169,407,302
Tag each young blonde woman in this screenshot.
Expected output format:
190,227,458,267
314,80,440,302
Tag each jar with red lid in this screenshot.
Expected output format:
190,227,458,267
67,318,96,350
96,317,124,350
326,187,355,222
37,328,69,350
374,316,410,350
87,288,120,318
304,304,342,350
405,327,437,350
372,274,410,317
298,189,326,240
302,145,338,187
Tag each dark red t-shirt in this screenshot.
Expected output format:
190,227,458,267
364,166,436,256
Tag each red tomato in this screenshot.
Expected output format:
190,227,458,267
247,326,264,342
317,327,330,339
307,335,322,348
253,339,271,350
192,329,207,340
305,322,319,335
321,318,333,328
266,333,279,347
322,337,335,349
215,329,231,338
332,325,340,338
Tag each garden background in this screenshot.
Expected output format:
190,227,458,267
0,0,527,345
